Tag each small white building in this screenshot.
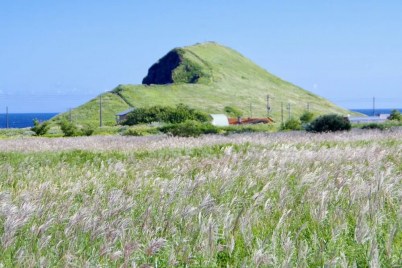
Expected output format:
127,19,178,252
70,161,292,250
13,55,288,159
348,114,390,124
210,114,229,126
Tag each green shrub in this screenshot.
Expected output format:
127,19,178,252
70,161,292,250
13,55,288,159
81,126,95,136
307,114,351,132
165,104,210,124
59,120,80,137
122,104,210,125
388,109,402,121
159,120,219,137
123,106,168,125
361,123,385,130
280,118,302,131
224,106,243,117
31,119,50,136
300,111,315,124
58,121,95,137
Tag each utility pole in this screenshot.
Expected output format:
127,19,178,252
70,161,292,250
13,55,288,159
372,97,375,116
281,102,284,125
287,103,291,120
307,102,310,112
5,106,8,129
99,94,103,127
266,95,271,117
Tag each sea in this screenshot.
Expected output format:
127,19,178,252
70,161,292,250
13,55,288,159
351,108,402,116
0,113,58,128
0,109,401,129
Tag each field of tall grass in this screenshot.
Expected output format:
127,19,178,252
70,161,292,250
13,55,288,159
0,129,401,267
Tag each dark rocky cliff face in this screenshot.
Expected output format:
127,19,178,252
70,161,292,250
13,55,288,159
142,50,181,85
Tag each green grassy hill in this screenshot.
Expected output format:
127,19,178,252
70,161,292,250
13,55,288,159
56,42,352,126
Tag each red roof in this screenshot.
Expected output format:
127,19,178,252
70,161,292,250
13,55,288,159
228,117,274,125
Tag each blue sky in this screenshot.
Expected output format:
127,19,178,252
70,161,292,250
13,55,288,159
1,1,401,112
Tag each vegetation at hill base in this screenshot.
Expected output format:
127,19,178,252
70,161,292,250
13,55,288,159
355,120,402,130
360,123,386,131
53,42,355,127
58,120,95,137
31,119,50,136
299,110,315,124
0,130,401,267
280,118,303,131
158,120,220,137
306,114,351,133
122,104,209,125
388,109,402,121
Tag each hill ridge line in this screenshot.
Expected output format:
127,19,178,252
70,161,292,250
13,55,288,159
112,91,135,108
54,42,353,126
184,49,214,83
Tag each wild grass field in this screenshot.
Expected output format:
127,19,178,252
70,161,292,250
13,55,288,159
0,130,401,267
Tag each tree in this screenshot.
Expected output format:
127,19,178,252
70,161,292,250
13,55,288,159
59,120,79,137
122,104,209,125
31,119,50,136
388,109,401,121
306,114,351,133
300,111,314,124
159,120,219,137
280,118,302,131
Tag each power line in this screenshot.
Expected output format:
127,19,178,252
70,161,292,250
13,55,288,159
6,106,9,128
99,95,103,127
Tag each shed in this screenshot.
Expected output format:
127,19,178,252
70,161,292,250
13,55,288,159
210,114,229,126
229,117,274,125
116,108,135,124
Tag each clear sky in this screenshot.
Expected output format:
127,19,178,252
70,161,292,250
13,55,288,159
1,0,401,112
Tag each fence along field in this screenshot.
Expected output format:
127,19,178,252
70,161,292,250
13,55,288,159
0,130,401,267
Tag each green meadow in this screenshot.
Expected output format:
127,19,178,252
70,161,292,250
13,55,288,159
0,130,401,267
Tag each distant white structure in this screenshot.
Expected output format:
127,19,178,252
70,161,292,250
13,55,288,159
348,114,390,124
210,114,229,126
378,114,390,119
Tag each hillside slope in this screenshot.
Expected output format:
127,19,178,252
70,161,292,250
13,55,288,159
57,42,352,126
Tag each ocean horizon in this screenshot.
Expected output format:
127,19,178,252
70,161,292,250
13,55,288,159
0,109,401,128
0,113,58,128
351,108,402,116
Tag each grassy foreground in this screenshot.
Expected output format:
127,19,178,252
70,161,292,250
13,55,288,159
0,130,401,267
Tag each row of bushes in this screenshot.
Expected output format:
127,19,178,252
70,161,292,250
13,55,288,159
137,114,350,137
32,108,399,138
282,111,402,132
119,123,277,137
31,120,94,137
31,115,351,138
126,114,352,137
122,104,210,125
280,112,351,132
